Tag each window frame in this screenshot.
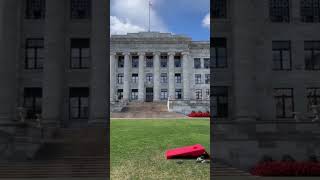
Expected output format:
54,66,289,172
274,88,294,118
211,38,227,68
70,38,91,69
195,89,202,100
272,41,292,71
70,0,92,20
69,87,89,120
212,86,229,118
269,0,291,23
117,73,124,84
175,73,182,84
25,0,46,20
25,38,44,70
304,41,320,70
23,87,42,119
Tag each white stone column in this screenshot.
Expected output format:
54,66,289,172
89,0,108,124
153,52,161,101
168,52,175,100
182,52,190,100
42,0,66,126
123,52,131,101
110,52,116,101
138,52,145,101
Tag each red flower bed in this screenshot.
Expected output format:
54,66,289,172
188,111,210,117
250,161,320,176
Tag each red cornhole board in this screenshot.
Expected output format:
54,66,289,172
165,144,208,159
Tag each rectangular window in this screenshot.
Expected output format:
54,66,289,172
272,41,292,70
212,0,227,19
175,73,182,83
194,58,201,69
269,0,290,22
211,38,227,68
174,56,182,68
117,73,124,84
195,89,202,100
131,89,138,100
160,73,168,83
301,0,320,22
206,89,210,99
132,56,139,68
146,73,153,82
25,0,45,19
25,38,44,69
160,56,168,68
204,58,210,69
146,56,153,68
307,88,320,111
70,39,90,69
274,88,294,118
118,56,124,68
175,89,182,100
160,89,168,100
195,74,202,84
71,0,91,19
205,74,210,84
23,87,42,119
132,74,138,84
69,87,89,119
212,86,228,118
117,89,123,100
305,41,320,70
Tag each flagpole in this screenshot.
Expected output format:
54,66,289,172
148,0,151,32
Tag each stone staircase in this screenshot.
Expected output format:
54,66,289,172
0,127,108,178
212,161,251,177
111,102,187,118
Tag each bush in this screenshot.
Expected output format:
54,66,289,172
250,161,320,176
188,111,210,117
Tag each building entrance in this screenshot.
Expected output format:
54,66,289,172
146,88,153,102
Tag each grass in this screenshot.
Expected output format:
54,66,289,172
110,118,210,180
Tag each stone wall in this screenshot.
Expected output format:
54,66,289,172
212,121,320,171
168,100,210,115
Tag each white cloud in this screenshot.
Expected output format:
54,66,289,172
110,16,146,35
202,13,210,29
110,0,168,35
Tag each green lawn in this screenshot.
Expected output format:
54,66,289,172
110,118,210,180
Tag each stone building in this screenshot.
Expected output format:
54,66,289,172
0,0,108,128
110,32,210,114
212,0,320,171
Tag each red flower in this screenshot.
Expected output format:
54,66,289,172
250,161,320,176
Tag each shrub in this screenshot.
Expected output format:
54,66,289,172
188,111,210,117
250,161,320,176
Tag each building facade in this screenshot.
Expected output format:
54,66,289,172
0,0,108,127
110,32,210,113
212,0,320,170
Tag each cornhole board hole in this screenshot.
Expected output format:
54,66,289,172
165,144,209,159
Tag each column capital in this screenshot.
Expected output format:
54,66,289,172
168,52,176,56
153,51,161,56
110,52,117,56
138,52,146,56
123,52,131,56
181,51,190,56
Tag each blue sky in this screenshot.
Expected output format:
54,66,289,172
110,0,210,41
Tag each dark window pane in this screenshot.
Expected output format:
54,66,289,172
71,0,91,19
26,0,46,19
212,0,227,18
70,39,90,69
270,0,290,22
